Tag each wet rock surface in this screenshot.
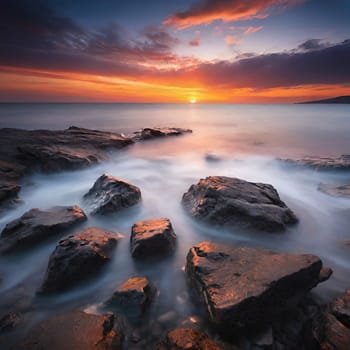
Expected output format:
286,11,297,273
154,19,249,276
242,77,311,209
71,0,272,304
40,227,122,293
105,276,157,322
182,176,298,232
331,289,350,328
0,126,191,211
130,218,177,258
0,205,87,253
84,174,141,215
132,127,192,141
0,205,87,252
157,327,221,350
318,183,350,198
321,313,350,350
0,182,21,211
186,242,330,334
279,154,350,171
14,311,124,350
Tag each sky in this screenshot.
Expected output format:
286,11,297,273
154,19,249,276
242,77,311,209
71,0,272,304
0,0,349,103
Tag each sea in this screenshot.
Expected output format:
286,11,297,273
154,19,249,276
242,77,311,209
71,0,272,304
0,103,350,346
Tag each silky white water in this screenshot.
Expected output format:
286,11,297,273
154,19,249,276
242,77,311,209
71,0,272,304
0,103,350,346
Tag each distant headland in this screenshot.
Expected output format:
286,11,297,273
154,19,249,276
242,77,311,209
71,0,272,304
298,96,350,104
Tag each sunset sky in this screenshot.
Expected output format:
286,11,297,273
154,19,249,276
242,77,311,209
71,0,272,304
1,0,349,103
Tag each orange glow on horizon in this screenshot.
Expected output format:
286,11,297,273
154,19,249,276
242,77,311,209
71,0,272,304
0,65,349,104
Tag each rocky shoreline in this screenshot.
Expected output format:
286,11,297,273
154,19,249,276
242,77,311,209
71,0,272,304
0,126,349,349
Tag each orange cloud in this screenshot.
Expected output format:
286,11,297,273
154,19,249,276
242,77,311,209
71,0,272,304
225,35,242,46
244,26,264,34
164,0,304,29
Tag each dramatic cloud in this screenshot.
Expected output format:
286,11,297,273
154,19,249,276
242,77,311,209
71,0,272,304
0,0,181,73
164,0,304,29
187,39,350,89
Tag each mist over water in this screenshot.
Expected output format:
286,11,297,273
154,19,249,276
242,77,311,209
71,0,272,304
0,103,350,346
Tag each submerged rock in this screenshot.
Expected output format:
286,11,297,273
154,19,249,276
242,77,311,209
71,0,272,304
84,174,141,215
331,289,350,328
318,183,350,198
157,327,221,350
0,205,87,253
279,154,350,171
132,127,192,141
105,276,157,322
186,242,331,334
182,176,298,232
14,311,124,350
130,218,177,259
40,227,122,293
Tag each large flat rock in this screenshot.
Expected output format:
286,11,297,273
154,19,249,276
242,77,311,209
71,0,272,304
186,242,330,334
40,227,122,293
83,174,141,215
0,205,87,253
182,176,298,232
14,311,124,350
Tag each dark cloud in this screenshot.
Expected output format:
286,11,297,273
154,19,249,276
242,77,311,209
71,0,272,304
0,0,180,72
297,39,331,51
190,39,350,88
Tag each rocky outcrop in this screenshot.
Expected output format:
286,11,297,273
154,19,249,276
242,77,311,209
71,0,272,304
39,227,122,293
83,174,141,215
322,313,350,350
130,218,177,259
186,242,331,335
279,155,350,171
182,176,298,232
132,127,192,141
157,328,221,350
318,183,350,198
0,126,191,211
14,311,124,350
105,276,157,322
331,289,350,328
0,205,87,253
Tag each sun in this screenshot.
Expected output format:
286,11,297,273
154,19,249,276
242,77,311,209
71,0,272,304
190,99,197,104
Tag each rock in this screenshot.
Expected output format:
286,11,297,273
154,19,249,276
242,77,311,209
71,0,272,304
205,153,222,162
0,205,87,253
105,276,157,322
186,242,331,334
84,174,141,215
321,313,350,350
182,176,298,232
157,327,221,350
39,227,122,293
331,289,350,328
318,183,350,198
132,127,192,141
14,311,124,350
0,127,133,176
130,218,177,259
0,181,21,210
0,312,21,332
279,155,350,171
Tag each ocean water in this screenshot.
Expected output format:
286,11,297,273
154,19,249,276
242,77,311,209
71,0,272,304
0,103,350,346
